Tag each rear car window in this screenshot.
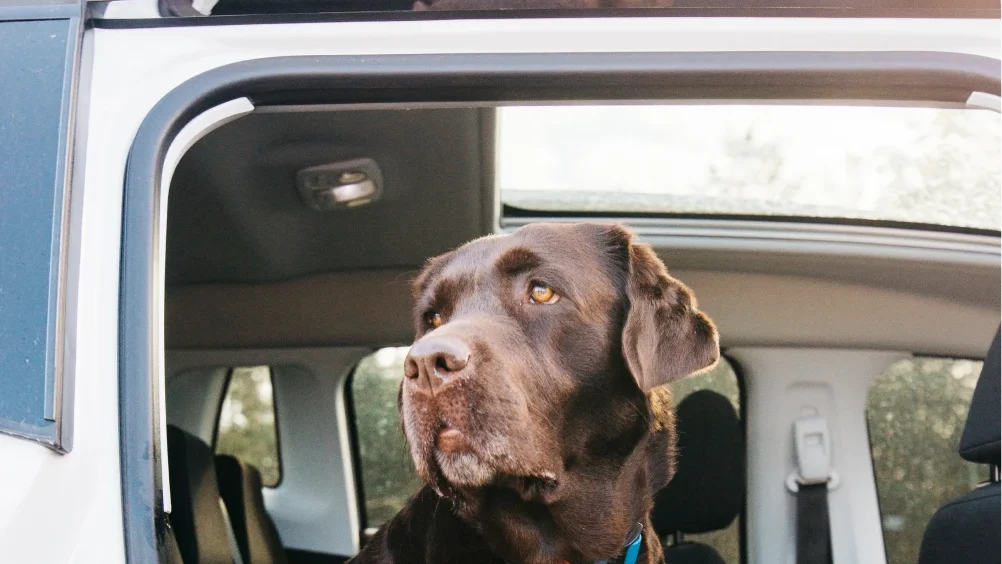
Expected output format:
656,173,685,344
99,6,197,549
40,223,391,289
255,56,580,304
664,361,742,563
351,347,421,526
867,357,987,564
350,347,743,562
215,366,281,486
0,18,75,447
498,105,1000,231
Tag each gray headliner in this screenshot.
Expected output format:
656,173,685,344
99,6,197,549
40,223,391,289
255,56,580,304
165,265,1000,358
165,106,1000,357
167,108,492,285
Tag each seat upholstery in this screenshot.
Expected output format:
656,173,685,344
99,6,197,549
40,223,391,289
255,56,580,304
216,454,288,564
659,542,726,564
959,329,1001,466
165,522,186,564
167,425,237,564
651,390,744,564
918,329,1000,564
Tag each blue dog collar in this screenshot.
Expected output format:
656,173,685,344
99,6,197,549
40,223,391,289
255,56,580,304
595,522,643,564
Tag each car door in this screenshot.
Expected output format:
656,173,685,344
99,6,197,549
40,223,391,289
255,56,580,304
0,0,109,561
3,1,996,562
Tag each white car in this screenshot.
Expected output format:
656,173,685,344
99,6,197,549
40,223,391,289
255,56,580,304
0,1,998,563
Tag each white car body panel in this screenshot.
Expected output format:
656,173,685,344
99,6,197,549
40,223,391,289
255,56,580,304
0,13,996,562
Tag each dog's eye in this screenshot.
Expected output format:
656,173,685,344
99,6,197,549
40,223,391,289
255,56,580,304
529,282,559,305
426,311,444,329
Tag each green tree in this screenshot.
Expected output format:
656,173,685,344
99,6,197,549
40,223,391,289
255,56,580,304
353,348,423,525
867,358,986,564
216,366,281,486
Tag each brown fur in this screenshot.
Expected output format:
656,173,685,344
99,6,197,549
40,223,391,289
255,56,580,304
350,222,718,564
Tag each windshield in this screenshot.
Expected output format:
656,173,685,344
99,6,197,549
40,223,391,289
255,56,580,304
497,104,1001,231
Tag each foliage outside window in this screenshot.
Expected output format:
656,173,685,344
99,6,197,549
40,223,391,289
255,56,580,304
867,357,987,564
664,360,741,563
216,366,281,486
352,348,742,563
352,348,421,526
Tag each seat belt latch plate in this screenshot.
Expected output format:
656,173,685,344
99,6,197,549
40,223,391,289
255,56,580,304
794,415,832,487
785,412,841,492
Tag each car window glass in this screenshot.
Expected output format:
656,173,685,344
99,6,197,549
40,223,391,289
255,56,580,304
867,357,988,564
215,366,281,486
498,105,999,231
663,360,742,563
0,18,74,446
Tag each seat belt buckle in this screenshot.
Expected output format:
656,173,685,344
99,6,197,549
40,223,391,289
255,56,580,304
786,414,840,493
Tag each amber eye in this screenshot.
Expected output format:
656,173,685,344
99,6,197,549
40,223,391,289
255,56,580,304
426,311,443,329
529,282,559,304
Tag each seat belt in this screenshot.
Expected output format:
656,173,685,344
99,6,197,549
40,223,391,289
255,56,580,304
790,415,835,564
797,483,831,564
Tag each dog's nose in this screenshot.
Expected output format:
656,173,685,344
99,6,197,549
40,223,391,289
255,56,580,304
404,336,471,390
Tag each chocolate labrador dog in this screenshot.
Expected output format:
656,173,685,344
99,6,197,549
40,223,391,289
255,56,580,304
351,222,718,564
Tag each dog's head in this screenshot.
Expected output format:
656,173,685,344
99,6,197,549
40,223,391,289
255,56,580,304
400,222,718,508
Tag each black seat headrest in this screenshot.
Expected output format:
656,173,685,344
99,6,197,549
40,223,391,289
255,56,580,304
167,425,235,564
959,328,1001,465
651,390,745,536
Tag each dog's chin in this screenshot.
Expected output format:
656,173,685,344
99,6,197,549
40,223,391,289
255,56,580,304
419,446,560,501
405,418,561,499
434,449,497,488
426,450,563,504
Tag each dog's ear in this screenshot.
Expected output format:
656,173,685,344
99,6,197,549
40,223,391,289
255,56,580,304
587,223,719,391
